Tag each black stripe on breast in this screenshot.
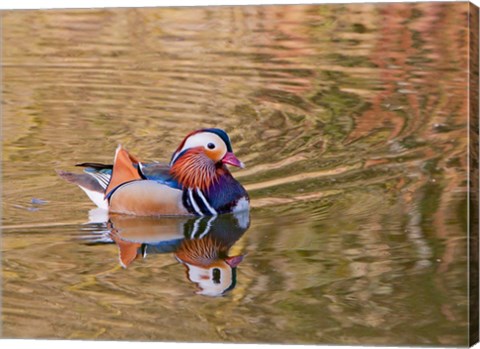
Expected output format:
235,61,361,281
182,190,195,215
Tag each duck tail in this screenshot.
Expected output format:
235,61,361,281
75,162,113,170
56,169,108,209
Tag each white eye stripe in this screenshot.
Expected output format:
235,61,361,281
182,133,222,151
171,132,227,164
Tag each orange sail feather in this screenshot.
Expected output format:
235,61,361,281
105,145,143,199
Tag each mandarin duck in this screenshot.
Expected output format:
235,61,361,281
87,212,249,296
58,128,249,216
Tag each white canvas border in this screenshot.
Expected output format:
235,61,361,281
0,1,478,349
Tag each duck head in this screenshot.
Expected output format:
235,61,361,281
169,128,244,190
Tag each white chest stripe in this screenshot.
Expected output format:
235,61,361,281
190,217,202,238
196,189,218,216
188,188,204,216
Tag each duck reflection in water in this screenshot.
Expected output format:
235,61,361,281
87,210,250,297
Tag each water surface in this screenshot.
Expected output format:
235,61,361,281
1,3,472,345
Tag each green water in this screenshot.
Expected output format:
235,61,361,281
1,3,472,345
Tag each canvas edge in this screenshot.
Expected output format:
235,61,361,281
0,2,477,347
469,1,479,347
0,9,4,341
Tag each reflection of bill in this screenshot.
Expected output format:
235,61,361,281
93,211,250,297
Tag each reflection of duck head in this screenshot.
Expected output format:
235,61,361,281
175,234,244,297
104,211,250,296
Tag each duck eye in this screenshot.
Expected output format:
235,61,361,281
212,268,221,284
207,143,216,150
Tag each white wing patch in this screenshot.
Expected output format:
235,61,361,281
79,187,109,210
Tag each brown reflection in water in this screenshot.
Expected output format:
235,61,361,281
365,6,469,342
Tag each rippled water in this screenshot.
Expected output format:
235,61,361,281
1,3,473,346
